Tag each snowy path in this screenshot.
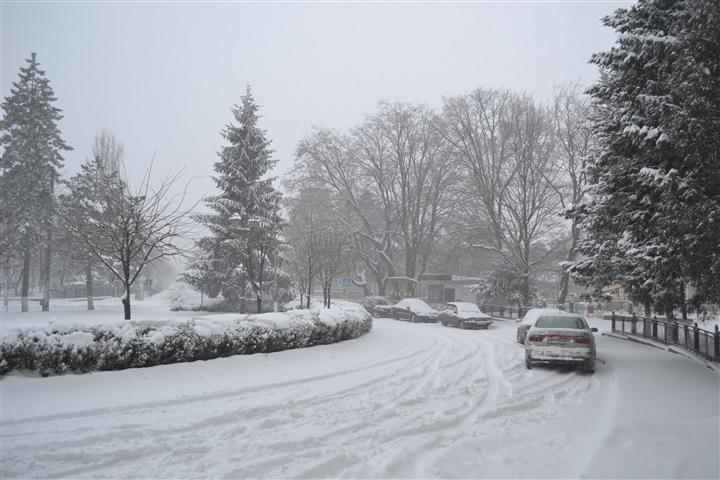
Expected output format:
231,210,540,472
1,318,718,478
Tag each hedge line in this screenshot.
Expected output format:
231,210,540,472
0,308,372,377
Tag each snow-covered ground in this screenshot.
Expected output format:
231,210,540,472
1,306,718,478
1,296,202,333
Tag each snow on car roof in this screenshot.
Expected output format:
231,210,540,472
519,308,577,325
397,298,437,313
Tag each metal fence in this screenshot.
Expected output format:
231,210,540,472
611,312,720,363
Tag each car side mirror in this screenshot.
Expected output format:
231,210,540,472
591,327,598,333
406,306,411,310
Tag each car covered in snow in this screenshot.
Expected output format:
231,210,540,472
357,296,392,316
524,313,598,373
376,298,439,323
517,308,565,344
438,302,494,329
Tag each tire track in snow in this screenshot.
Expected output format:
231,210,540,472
1,320,598,479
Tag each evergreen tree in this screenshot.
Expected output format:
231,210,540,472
59,154,121,310
0,53,71,312
191,87,283,312
571,0,720,317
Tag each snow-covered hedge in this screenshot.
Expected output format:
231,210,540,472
0,303,372,377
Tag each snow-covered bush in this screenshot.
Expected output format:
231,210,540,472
0,303,372,377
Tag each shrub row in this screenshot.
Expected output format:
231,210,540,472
0,307,372,377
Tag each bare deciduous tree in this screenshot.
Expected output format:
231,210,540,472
551,83,593,305
443,90,562,305
71,164,195,319
93,129,125,179
316,225,346,308
295,129,396,295
294,103,456,293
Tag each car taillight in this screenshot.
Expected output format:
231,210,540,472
574,337,591,344
528,335,544,342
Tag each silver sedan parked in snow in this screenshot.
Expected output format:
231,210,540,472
524,313,598,373
517,308,565,344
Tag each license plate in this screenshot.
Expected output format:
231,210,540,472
546,337,570,344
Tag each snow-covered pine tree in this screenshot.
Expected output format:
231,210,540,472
571,0,720,317
192,87,283,313
0,53,72,312
58,153,122,311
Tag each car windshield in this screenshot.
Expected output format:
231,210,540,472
535,316,586,329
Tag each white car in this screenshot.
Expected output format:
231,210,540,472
524,313,598,373
517,308,565,344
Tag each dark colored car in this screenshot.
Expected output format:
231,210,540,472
438,302,494,329
357,296,391,316
376,298,439,323
524,313,598,373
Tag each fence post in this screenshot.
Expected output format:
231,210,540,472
621,314,625,333
694,323,700,350
631,313,637,335
685,324,690,347
611,311,616,332
673,322,679,342
714,325,719,359
652,316,658,338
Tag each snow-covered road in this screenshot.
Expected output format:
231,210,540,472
1,317,718,478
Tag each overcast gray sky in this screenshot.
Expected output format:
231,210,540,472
2,1,630,202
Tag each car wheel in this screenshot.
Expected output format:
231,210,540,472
525,359,533,369
580,361,595,374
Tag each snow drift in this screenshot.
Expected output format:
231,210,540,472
0,302,372,377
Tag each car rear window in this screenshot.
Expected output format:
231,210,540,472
535,316,585,329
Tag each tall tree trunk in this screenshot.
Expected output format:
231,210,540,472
374,271,386,296
644,301,651,320
86,261,95,310
41,230,52,311
405,243,415,279
306,260,313,309
122,256,132,319
122,283,131,320
558,224,579,306
21,247,30,312
679,283,688,320
326,281,331,308
520,273,530,308
257,294,262,314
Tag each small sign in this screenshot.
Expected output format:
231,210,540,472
338,278,352,288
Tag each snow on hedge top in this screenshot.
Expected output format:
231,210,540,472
1,302,372,347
